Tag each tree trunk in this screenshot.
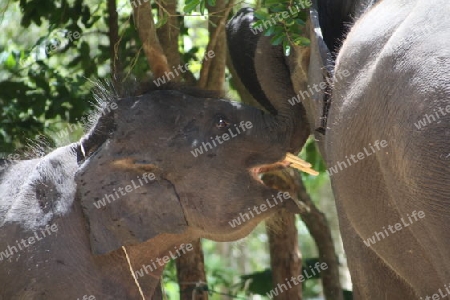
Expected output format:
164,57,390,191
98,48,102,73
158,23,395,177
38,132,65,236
161,1,210,298
267,210,302,300
296,178,343,300
156,0,181,78
107,0,122,90
198,0,234,90
175,239,208,300
130,0,170,78
261,168,342,300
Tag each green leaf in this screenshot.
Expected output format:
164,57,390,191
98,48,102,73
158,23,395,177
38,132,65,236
265,0,281,5
264,25,275,36
270,32,285,46
285,18,295,26
155,12,168,28
254,9,269,20
86,15,101,28
183,0,200,13
252,20,264,28
295,18,306,25
199,0,206,15
79,41,90,58
269,4,285,12
273,24,285,33
81,5,91,25
293,36,310,46
240,269,273,295
0,52,18,69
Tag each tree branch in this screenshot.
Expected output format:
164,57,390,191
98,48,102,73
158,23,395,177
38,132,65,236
296,178,343,300
108,0,122,89
261,169,342,300
131,0,170,78
175,239,208,300
267,211,302,300
198,0,234,89
156,0,181,77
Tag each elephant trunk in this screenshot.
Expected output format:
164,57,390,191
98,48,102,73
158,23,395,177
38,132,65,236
254,35,311,154
226,8,310,154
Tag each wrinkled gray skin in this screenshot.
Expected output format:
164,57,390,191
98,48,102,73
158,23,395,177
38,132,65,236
0,86,309,299
228,0,450,298
326,1,450,298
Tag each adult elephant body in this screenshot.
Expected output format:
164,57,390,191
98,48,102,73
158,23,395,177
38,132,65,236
325,0,450,298
227,0,450,298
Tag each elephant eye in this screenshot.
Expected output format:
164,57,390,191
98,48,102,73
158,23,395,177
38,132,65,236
215,115,230,129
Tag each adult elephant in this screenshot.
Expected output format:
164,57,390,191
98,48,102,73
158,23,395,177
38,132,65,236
227,0,450,299
0,83,311,299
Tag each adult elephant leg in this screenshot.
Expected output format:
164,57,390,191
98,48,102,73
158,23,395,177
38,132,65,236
376,126,450,293
326,127,446,298
326,1,450,297
332,202,418,299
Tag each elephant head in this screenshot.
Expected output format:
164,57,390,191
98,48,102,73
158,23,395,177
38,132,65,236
0,81,311,299
75,82,310,255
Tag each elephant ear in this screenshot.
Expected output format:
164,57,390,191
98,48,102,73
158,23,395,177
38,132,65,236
313,0,361,57
310,0,366,75
308,0,360,133
76,98,188,255
305,1,335,133
309,0,334,76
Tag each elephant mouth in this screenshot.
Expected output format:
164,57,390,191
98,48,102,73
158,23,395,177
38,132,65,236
283,153,318,175
249,153,319,185
110,153,318,187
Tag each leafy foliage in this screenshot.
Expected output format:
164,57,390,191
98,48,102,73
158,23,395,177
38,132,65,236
301,137,328,192
184,0,217,15
0,0,106,152
253,0,311,55
239,258,328,297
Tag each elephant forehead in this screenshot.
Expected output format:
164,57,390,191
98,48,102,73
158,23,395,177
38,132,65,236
118,91,239,121
112,94,253,149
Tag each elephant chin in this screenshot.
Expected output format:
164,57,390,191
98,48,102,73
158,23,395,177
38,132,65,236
200,221,261,242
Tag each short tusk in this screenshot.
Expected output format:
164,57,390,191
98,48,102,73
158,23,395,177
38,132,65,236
284,153,319,176
112,158,159,173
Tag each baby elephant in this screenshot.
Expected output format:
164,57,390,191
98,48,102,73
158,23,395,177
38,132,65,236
0,83,310,299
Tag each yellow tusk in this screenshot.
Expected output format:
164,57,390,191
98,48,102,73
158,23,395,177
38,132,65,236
284,153,319,176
